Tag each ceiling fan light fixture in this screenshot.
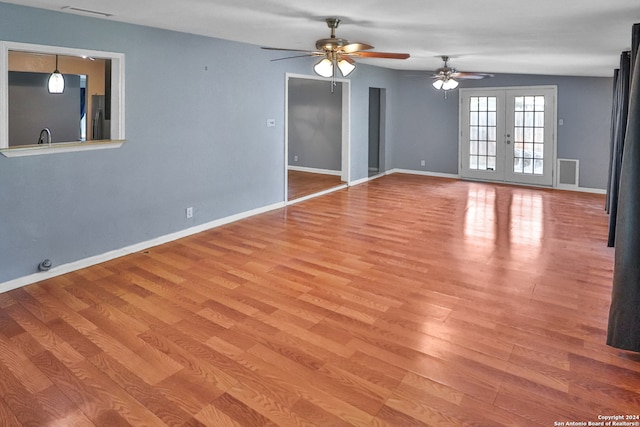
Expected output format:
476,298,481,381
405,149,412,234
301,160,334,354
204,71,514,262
264,18,408,90
337,57,356,77
442,78,459,90
314,58,334,78
48,55,65,94
432,79,444,90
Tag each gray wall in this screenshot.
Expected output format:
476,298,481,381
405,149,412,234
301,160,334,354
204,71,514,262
288,78,342,171
393,71,613,189
350,65,400,180
0,2,400,284
9,72,81,146
0,2,613,285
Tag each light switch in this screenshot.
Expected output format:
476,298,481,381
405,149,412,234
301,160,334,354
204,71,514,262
266,119,276,127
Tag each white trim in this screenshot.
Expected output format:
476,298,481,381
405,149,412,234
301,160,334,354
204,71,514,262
284,73,289,202
0,41,125,152
388,168,460,179
458,86,557,187
0,140,124,157
461,175,606,194
284,73,350,202
342,80,351,184
387,168,604,193
459,85,559,93
2,170,606,293
287,165,342,176
348,176,370,186
286,184,347,205
557,186,606,195
556,158,580,189
284,72,342,83
348,171,389,187
0,201,285,294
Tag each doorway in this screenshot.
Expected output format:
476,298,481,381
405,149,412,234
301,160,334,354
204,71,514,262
368,87,385,177
459,86,557,187
285,74,350,202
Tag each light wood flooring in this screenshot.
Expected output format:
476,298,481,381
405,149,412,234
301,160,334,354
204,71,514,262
288,170,344,201
0,174,637,426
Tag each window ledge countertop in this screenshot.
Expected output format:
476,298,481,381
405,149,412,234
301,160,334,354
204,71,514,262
0,140,125,157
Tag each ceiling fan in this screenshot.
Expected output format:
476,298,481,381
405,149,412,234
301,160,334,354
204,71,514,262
432,56,493,92
262,18,410,82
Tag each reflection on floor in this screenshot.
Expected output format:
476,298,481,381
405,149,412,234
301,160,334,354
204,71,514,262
288,170,344,201
0,175,625,425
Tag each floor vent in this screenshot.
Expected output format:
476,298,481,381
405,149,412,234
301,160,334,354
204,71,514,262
557,158,579,189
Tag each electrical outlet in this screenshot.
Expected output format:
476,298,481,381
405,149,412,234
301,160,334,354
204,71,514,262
186,207,193,219
420,160,426,166
294,155,299,162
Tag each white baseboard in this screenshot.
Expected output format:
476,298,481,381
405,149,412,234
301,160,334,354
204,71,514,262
348,176,370,186
388,168,460,179
286,184,347,205
287,165,342,176
556,186,606,195
0,201,286,294
349,168,451,187
389,168,606,194
3,169,605,294
349,171,390,187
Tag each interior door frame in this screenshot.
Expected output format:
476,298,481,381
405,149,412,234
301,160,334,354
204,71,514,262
458,85,558,187
284,73,351,203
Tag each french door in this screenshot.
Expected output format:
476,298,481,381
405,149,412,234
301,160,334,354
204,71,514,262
459,86,557,186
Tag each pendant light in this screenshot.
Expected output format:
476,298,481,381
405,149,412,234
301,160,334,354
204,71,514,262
48,55,65,94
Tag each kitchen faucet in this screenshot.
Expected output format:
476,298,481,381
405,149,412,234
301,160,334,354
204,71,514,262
38,127,52,145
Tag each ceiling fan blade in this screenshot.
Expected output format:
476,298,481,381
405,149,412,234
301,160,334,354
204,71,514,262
352,51,410,59
261,47,315,53
270,53,323,62
451,72,494,80
342,42,374,54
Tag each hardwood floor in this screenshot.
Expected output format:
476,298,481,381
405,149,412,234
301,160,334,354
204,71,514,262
1,174,637,426
288,170,344,201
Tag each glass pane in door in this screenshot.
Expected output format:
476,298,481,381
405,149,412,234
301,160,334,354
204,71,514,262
469,96,498,171
461,87,554,186
512,95,545,175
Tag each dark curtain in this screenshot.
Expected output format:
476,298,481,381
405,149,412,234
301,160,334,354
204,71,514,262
606,69,619,213
607,23,640,351
606,53,631,246
633,23,640,80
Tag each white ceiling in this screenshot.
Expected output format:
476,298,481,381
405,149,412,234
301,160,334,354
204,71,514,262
5,0,640,77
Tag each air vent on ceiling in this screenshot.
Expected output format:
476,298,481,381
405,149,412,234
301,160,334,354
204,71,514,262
61,6,113,17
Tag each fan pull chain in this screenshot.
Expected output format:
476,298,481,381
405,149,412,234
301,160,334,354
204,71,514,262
330,58,337,93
